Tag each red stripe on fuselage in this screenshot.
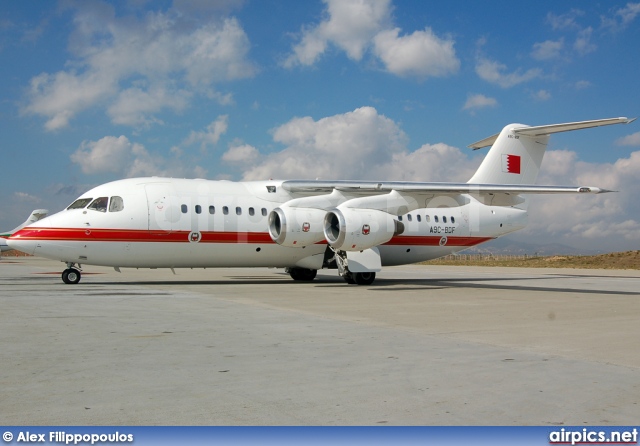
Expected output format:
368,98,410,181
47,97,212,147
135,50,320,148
10,227,274,244
11,227,494,248
386,235,494,247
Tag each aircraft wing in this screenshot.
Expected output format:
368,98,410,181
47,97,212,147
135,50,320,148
280,181,612,209
281,180,612,195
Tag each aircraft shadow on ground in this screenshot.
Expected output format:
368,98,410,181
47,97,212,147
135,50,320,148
74,273,639,297
363,276,639,296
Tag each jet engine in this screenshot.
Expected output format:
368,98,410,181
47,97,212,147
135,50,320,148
323,208,404,251
268,206,327,247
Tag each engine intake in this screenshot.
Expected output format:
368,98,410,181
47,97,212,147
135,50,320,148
323,208,404,251
268,206,326,247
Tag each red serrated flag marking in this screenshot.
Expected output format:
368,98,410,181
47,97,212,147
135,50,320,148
502,154,521,174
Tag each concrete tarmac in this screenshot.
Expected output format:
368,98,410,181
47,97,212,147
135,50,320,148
1,256,639,425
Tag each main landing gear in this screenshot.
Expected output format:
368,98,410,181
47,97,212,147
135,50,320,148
286,266,375,285
286,267,318,281
342,271,376,286
286,246,378,285
61,263,82,284
331,248,377,285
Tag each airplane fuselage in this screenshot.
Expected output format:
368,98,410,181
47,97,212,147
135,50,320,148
8,177,525,270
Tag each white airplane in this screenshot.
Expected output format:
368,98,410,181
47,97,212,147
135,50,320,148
1,209,48,256
7,117,635,285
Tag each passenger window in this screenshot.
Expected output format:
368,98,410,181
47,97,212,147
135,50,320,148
417,215,421,222
261,208,267,217
426,215,430,222
407,214,412,222
88,197,108,213
249,207,255,216
109,196,124,212
236,207,242,215
181,204,187,214
67,198,93,210
443,216,447,223
223,206,229,215
451,216,455,224
195,205,202,214
209,205,215,214
434,216,439,223
398,216,403,221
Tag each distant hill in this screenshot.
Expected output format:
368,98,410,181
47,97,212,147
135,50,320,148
461,236,598,256
425,250,640,270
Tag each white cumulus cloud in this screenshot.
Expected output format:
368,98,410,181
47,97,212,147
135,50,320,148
70,135,205,178
71,136,138,175
240,106,408,180
601,2,640,31
616,132,640,147
283,0,459,80
22,4,256,130
372,28,459,78
531,39,564,60
222,143,261,164
523,149,640,250
463,94,497,111
235,106,481,183
475,58,542,88
183,115,229,153
283,0,391,67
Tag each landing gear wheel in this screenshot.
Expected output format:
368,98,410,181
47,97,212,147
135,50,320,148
62,268,81,284
354,272,376,286
343,273,356,284
288,268,318,281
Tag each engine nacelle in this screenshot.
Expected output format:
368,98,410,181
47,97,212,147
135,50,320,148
323,208,404,251
268,206,327,247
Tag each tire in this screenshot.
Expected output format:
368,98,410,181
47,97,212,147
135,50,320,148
62,268,81,284
289,268,317,281
354,272,376,285
343,273,356,284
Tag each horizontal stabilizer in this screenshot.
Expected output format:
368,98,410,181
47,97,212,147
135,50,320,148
469,117,635,150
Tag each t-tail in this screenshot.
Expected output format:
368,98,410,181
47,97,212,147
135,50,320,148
1,209,49,254
467,117,635,185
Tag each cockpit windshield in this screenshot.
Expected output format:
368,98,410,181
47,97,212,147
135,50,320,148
67,196,124,212
67,198,93,210
88,197,109,213
109,196,124,212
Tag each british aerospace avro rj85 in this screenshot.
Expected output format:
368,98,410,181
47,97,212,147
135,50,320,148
8,117,635,285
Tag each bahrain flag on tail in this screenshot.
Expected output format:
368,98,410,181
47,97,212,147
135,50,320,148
502,154,521,174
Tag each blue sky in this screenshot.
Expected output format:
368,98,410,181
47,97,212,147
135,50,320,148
1,0,639,252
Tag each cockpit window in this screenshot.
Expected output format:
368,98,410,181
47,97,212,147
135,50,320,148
109,196,124,212
88,197,108,213
67,198,93,210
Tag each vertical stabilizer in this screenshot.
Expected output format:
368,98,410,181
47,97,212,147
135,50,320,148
467,117,634,185
467,124,548,185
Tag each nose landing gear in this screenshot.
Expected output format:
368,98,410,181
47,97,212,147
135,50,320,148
62,263,82,284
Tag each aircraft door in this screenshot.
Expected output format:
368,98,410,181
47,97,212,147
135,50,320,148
145,184,178,233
